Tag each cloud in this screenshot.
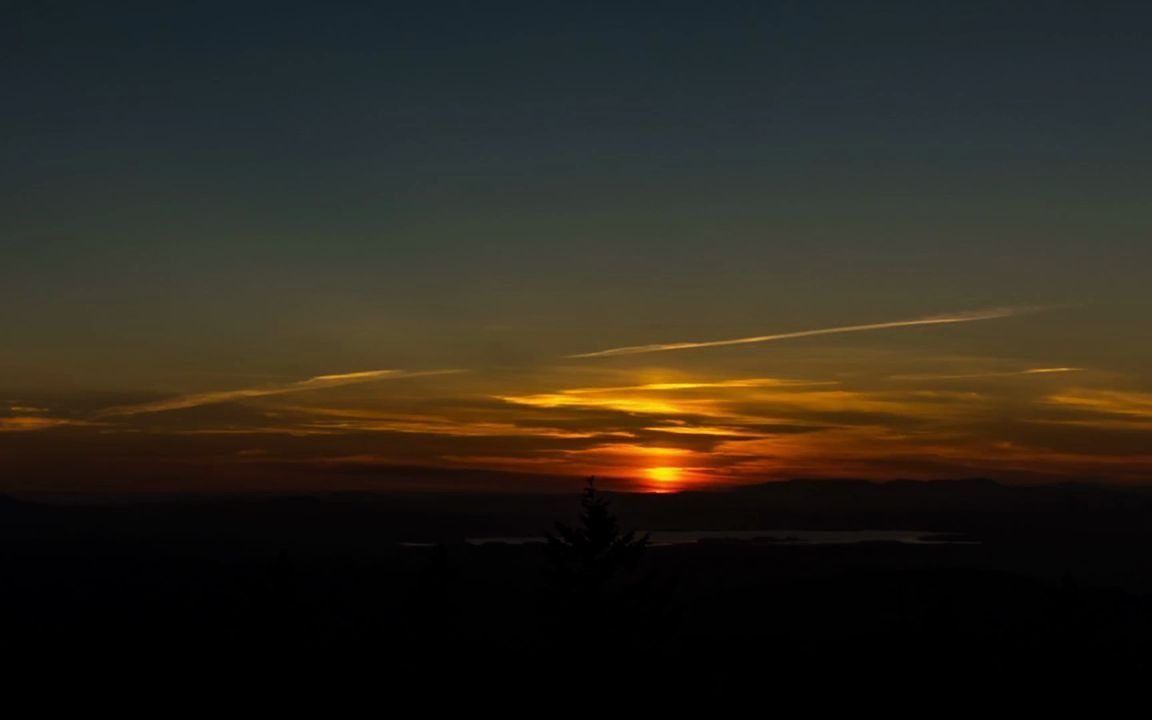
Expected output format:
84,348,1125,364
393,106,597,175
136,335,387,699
441,455,568,467
643,424,774,438
304,417,628,439
497,376,974,424
97,368,466,417
6,404,49,413
555,443,700,463
1046,389,1152,418
497,376,830,419
256,405,637,439
499,392,717,416
0,417,103,432
890,367,1081,381
562,378,836,393
568,307,1034,358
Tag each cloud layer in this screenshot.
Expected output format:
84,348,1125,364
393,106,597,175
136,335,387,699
7,302,1147,492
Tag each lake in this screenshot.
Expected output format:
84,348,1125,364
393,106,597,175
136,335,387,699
400,530,979,547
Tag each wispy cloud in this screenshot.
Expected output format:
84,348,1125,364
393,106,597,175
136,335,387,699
306,418,628,439
497,378,927,421
260,405,637,439
6,404,49,414
890,367,1081,381
97,368,466,417
0,417,104,432
568,307,1034,358
644,424,774,438
499,392,701,416
563,378,836,393
497,377,834,416
1047,389,1152,418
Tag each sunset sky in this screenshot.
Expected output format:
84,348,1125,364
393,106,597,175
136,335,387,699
3,1,1151,493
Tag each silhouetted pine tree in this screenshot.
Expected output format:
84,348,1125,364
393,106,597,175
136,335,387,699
544,477,649,594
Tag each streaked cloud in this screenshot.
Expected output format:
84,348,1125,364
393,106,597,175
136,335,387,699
499,376,985,425
562,378,837,393
442,455,569,467
1047,389,1152,418
155,426,348,437
305,417,629,439
644,424,774,438
558,443,699,461
0,417,103,432
6,404,49,413
97,368,466,417
890,367,1081,381
498,376,830,419
499,391,723,417
568,307,1033,358
262,405,636,439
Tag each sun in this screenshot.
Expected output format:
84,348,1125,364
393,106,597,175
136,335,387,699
644,466,684,485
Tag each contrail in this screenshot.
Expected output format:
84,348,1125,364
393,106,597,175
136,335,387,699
97,368,465,417
890,367,1080,381
569,307,1033,359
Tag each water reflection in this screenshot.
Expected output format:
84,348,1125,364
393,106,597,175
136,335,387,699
437,530,979,547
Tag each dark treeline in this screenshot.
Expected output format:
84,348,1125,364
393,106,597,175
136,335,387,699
4,480,1152,707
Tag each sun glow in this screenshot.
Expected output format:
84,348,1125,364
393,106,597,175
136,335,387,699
645,466,684,488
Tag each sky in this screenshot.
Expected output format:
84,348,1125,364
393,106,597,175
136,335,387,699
3,1,1151,493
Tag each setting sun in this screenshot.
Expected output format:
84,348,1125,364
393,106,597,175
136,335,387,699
645,466,684,485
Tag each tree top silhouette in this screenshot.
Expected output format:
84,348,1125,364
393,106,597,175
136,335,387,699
544,477,649,591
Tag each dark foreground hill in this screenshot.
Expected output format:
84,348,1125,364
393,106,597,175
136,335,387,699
3,479,1152,707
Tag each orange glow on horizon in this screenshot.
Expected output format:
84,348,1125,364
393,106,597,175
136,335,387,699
644,466,687,492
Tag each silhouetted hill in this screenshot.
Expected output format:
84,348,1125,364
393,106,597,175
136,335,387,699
6,480,1152,545
0,493,31,508
4,479,1152,706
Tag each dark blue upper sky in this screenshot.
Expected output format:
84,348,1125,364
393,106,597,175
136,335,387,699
7,3,1151,371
